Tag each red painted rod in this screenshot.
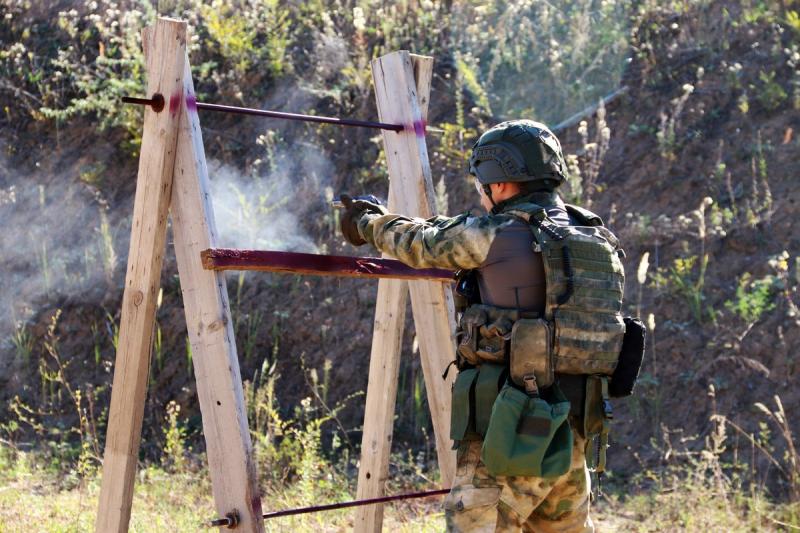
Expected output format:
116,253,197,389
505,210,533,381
209,488,451,527
121,94,404,132
200,248,454,282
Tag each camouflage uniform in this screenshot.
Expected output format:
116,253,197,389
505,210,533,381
444,434,592,533
356,192,595,533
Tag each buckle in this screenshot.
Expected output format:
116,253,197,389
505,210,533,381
602,399,614,420
523,374,539,397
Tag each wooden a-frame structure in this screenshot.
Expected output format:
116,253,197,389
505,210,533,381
96,17,456,533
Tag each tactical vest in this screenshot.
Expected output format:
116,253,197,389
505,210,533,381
450,200,630,476
505,202,626,376
454,201,626,377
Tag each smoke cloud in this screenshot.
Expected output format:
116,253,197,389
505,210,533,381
0,162,118,346
208,156,322,253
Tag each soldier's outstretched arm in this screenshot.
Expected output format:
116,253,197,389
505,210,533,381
356,211,514,270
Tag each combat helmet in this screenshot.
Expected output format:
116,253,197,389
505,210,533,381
469,120,567,190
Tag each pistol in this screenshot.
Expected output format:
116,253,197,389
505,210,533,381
330,194,383,208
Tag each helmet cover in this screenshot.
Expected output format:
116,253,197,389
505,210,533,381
469,120,567,188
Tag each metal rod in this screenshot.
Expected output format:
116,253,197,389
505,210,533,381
121,94,164,112
200,248,454,282
208,487,451,525
121,94,403,132
261,488,450,520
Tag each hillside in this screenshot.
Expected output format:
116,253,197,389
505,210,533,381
0,0,798,527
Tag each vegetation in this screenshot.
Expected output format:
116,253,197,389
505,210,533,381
1,0,799,531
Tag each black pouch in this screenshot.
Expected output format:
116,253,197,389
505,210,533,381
609,317,646,398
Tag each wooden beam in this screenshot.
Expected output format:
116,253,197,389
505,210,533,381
200,248,453,281
169,52,265,531
355,51,456,533
354,53,434,533
371,50,457,488
96,18,186,533
354,275,409,532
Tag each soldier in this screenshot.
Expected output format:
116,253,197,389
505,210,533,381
341,120,637,532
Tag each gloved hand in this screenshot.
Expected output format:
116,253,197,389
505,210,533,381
339,194,387,246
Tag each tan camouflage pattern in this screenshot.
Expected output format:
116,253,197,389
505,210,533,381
443,431,594,533
503,207,626,376
357,212,518,270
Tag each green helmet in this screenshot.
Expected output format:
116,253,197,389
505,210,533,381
469,120,567,189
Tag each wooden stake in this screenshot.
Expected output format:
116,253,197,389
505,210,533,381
372,51,457,486
96,19,187,533
169,52,265,532
355,51,456,533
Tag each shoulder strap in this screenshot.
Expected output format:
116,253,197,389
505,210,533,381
505,206,574,306
565,203,604,227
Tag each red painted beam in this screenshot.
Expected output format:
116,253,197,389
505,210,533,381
200,248,454,282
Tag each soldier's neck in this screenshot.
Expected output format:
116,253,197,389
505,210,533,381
491,190,561,214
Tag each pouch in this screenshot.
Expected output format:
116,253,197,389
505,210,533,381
457,307,489,365
473,364,506,436
509,318,554,389
584,375,612,472
481,383,572,478
609,317,646,398
450,368,478,442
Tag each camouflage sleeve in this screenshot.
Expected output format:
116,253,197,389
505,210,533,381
356,211,515,270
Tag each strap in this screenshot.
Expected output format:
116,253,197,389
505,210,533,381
597,377,612,473
584,376,613,474
522,374,539,397
564,203,604,226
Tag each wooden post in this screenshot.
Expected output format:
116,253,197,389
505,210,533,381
169,53,265,531
96,18,187,533
372,51,457,486
354,51,456,533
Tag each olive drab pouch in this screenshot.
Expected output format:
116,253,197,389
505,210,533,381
473,364,506,436
509,318,554,389
450,368,478,443
456,307,489,366
609,317,646,398
481,382,572,477
457,305,520,366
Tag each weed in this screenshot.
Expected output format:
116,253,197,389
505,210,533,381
714,393,800,504
571,100,611,206
725,272,779,324
104,310,119,352
240,310,264,363
656,83,694,160
98,211,117,285
162,401,187,474
755,70,788,111
768,251,800,325
11,321,35,363
743,130,774,227
152,322,164,373
651,197,718,324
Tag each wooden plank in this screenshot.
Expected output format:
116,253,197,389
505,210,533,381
353,277,408,532
200,248,453,281
169,52,265,531
354,52,447,533
371,51,457,489
399,57,459,484
409,54,434,119
96,18,187,533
